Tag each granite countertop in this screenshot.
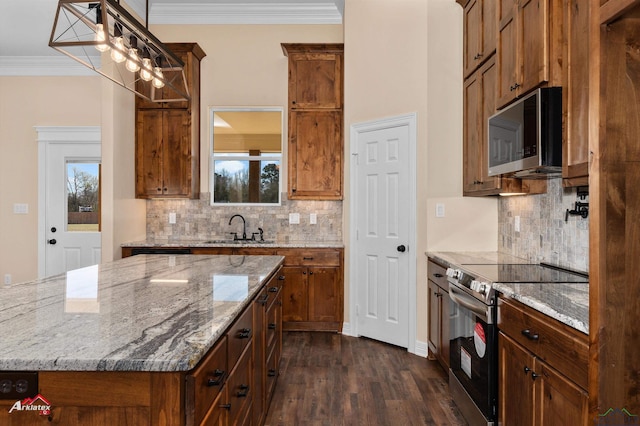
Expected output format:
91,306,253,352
0,254,283,372
121,238,344,249
427,251,589,334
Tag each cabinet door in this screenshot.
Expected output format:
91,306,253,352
162,109,193,197
497,0,519,107
440,290,451,371
536,361,589,426
520,0,549,94
427,280,441,358
307,266,341,323
463,0,483,77
499,333,535,426
136,109,164,196
287,52,342,109
464,57,501,195
281,266,307,322
562,0,590,185
288,110,343,199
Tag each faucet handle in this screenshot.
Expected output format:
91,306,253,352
258,228,264,241
229,232,238,240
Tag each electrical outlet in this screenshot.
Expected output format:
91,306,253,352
310,213,317,225
13,204,28,214
169,212,176,224
289,213,300,224
514,215,521,232
435,203,445,218
4,274,11,285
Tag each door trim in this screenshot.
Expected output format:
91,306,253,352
348,113,417,354
35,126,101,278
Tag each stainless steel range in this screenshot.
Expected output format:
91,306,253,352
445,262,589,426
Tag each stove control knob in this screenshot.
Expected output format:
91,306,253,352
445,268,457,278
471,280,489,295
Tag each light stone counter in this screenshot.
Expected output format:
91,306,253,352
427,251,589,334
0,254,283,372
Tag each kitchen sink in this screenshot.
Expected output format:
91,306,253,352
203,239,274,245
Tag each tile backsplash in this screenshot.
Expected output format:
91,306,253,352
146,193,343,244
498,178,589,273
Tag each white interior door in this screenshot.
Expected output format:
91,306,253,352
351,114,416,349
38,129,102,278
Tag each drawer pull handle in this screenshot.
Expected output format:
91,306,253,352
258,295,269,305
278,275,285,280
521,329,539,341
531,372,540,381
207,369,226,387
524,366,531,374
434,273,443,278
268,323,276,330
268,369,277,377
269,286,279,293
238,328,251,339
220,403,231,410
237,384,249,397
303,257,314,260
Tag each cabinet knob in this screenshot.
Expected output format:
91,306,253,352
268,323,276,330
269,286,278,293
268,369,277,377
220,403,231,410
278,275,285,280
237,384,249,397
207,369,226,387
433,273,443,278
238,328,251,339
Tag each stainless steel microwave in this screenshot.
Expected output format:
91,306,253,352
487,87,562,178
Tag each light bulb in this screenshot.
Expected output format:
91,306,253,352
95,23,109,52
125,49,140,72
140,58,153,81
110,37,126,63
152,67,165,88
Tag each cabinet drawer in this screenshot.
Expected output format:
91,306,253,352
497,298,588,389
278,249,341,266
427,259,448,290
227,342,253,426
228,306,253,370
188,336,228,426
265,343,280,403
266,273,284,307
199,389,225,426
266,292,282,351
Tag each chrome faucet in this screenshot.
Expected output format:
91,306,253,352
228,214,247,240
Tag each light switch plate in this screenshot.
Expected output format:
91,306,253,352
289,213,300,224
514,215,520,232
169,212,176,224
310,213,317,224
13,203,28,214
435,203,445,218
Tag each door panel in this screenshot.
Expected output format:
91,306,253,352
355,123,410,348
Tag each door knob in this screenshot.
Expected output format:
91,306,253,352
397,245,406,253
50,227,57,233
48,239,57,245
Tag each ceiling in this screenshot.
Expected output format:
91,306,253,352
0,0,343,74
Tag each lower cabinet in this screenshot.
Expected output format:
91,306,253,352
187,268,283,426
498,298,588,425
277,248,343,331
427,259,451,370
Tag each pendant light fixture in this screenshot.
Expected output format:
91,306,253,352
49,0,190,102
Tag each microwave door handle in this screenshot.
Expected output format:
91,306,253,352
448,284,489,323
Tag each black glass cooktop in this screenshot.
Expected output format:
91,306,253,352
460,263,589,284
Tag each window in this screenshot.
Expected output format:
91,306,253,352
210,108,283,205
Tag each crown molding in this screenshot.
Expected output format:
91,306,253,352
149,3,343,25
0,56,98,77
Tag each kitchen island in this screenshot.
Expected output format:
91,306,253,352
0,254,284,425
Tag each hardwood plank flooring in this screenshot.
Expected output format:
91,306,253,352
265,332,466,426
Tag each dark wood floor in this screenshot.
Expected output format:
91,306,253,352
264,332,466,426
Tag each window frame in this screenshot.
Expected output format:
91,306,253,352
209,106,284,206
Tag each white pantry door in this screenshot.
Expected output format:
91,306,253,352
351,114,416,349
37,127,102,278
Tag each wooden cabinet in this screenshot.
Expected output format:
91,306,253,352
561,0,590,186
282,43,344,200
135,43,205,199
277,248,343,332
252,272,283,426
460,0,497,77
463,58,545,196
427,259,451,370
498,297,588,425
497,0,563,108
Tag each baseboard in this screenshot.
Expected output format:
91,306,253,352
413,339,428,358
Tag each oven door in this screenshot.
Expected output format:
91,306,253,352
448,282,497,425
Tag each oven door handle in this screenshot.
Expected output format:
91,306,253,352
448,284,489,323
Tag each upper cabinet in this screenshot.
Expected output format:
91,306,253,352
282,43,344,200
135,43,206,199
496,0,563,109
460,0,497,78
562,0,590,186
